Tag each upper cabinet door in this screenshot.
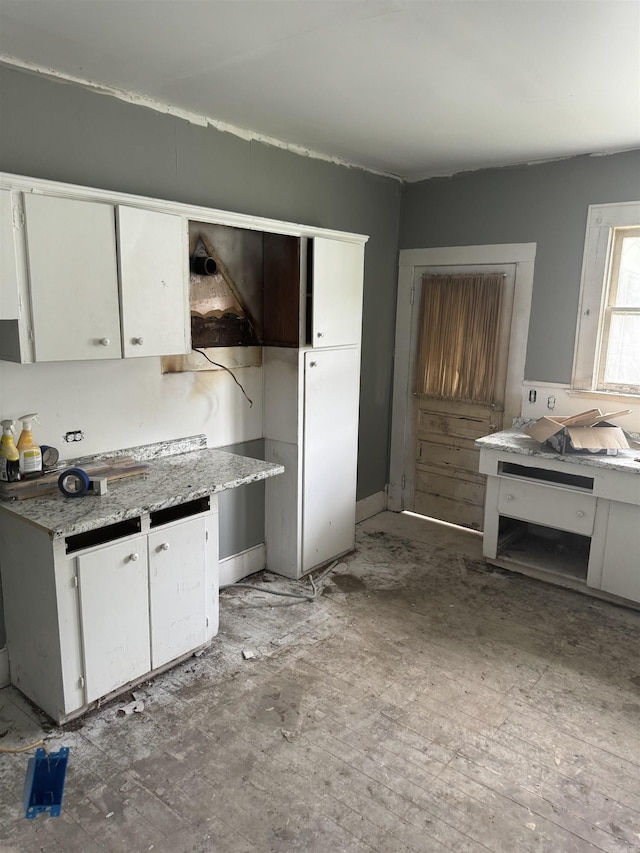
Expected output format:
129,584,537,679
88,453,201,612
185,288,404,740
117,206,190,358
311,237,364,348
24,194,122,361
0,189,31,363
0,189,20,321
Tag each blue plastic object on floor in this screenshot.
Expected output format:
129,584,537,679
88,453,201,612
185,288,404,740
22,747,70,819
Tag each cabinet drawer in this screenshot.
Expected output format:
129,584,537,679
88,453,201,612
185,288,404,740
498,479,595,535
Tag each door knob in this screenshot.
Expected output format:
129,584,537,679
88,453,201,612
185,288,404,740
160,542,170,551
129,553,139,561
99,338,110,346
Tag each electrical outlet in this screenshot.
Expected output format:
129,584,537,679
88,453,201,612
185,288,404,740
528,389,537,403
64,430,84,443
547,396,556,410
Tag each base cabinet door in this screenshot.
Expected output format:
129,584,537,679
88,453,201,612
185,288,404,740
77,536,151,702
148,516,207,669
600,502,640,603
302,347,360,571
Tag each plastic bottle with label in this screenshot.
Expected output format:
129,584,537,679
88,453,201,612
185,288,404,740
17,413,43,478
0,419,21,482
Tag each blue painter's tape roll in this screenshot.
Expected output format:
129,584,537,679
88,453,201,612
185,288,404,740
58,467,91,497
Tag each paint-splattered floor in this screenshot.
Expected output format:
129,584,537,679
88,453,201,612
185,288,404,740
1,511,639,852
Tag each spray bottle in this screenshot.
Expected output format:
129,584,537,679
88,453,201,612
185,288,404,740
0,420,21,482
17,413,43,478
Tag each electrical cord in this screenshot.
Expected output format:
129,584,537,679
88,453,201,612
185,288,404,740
193,348,254,407
220,561,338,601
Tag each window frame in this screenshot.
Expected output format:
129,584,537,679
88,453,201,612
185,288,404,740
572,201,640,398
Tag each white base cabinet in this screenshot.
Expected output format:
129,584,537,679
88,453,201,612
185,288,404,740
479,443,640,607
0,497,218,723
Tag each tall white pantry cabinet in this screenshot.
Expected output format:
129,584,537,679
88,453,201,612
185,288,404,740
263,234,364,578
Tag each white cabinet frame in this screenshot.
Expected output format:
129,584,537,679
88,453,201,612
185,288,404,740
1,172,366,364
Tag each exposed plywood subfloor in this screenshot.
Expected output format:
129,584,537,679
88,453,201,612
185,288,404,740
0,511,639,852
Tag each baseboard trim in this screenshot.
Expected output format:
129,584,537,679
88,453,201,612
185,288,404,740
356,491,386,524
219,544,266,588
0,647,9,688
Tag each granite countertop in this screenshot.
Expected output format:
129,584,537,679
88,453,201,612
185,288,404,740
0,447,284,540
476,428,640,475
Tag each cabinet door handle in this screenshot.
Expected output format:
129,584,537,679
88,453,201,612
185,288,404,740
576,510,585,518
160,542,170,551
317,331,324,338
99,338,110,347
132,337,144,346
309,361,318,368
129,553,139,561
505,494,514,501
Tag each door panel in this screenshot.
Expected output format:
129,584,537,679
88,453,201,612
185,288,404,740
148,517,207,669
412,265,515,529
390,247,535,517
77,536,150,702
600,502,640,602
311,238,364,347
302,347,360,570
25,194,121,361
117,206,189,357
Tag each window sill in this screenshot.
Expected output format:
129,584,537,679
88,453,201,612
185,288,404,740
567,389,640,405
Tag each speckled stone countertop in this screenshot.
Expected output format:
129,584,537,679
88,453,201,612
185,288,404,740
476,428,640,475
0,447,284,540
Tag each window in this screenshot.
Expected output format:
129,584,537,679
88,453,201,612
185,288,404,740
572,202,640,397
597,227,640,392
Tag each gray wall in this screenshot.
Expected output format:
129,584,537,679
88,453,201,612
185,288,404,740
400,150,640,383
0,65,401,502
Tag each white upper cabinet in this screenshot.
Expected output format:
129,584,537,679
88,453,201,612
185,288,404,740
3,186,191,363
24,194,122,361
312,237,364,347
0,188,30,362
2,174,368,368
117,206,189,358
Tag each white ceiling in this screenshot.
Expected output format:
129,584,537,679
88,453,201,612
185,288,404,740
1,0,639,181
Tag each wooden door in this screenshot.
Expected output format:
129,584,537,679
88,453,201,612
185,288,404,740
24,193,122,361
413,269,515,530
302,347,360,571
148,516,207,669
77,536,150,702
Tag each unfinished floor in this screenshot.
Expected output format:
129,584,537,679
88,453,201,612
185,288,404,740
0,511,639,853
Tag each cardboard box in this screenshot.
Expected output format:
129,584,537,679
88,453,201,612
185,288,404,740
525,409,632,455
